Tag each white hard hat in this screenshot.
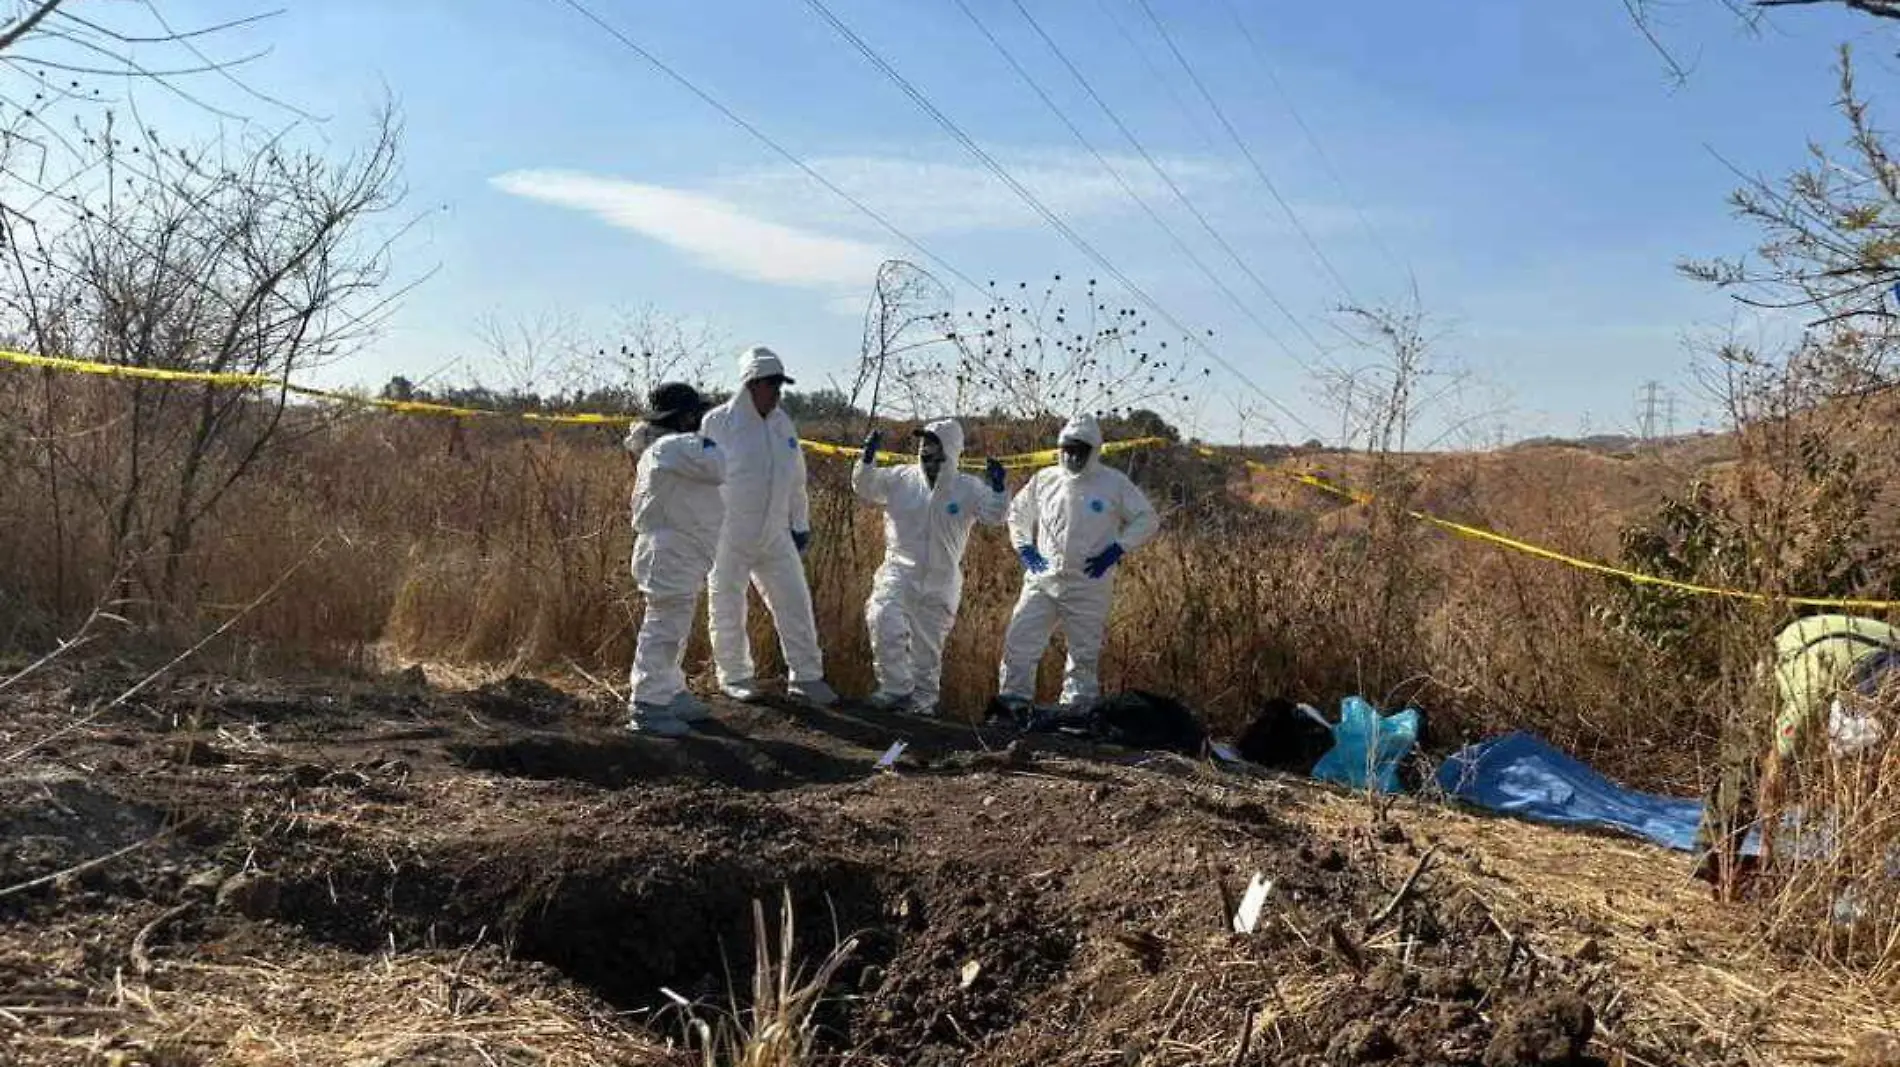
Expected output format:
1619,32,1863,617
738,345,795,386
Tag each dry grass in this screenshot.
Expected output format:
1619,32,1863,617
1762,730,1900,981
1291,785,1900,1065
0,380,1804,790
0,381,1671,741
0,922,671,1067
150,949,657,1066
5,376,1900,981
30,897,858,1067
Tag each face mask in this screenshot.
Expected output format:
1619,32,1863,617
1060,444,1091,475
919,436,945,485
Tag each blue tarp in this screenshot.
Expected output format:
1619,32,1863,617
1434,731,1712,853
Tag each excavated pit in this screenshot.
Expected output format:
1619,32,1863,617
0,673,1653,1066
266,804,890,1012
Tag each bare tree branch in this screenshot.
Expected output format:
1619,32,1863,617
1623,0,1695,86
131,2,316,122
0,0,69,55
1681,47,1900,384
11,44,271,80
51,6,283,45
1756,0,1900,17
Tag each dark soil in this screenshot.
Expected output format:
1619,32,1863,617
0,665,1680,1065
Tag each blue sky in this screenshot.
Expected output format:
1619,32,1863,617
54,0,1900,444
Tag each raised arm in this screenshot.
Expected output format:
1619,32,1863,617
851,431,895,505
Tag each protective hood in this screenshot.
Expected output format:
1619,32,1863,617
700,386,811,555
1057,413,1104,477
918,417,965,469
736,345,794,386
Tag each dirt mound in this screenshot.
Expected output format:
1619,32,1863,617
451,730,871,790
0,771,167,895
237,761,1613,1065
0,669,1808,1065
460,675,582,727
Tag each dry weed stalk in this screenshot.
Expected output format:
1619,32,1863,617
667,888,859,1067
1761,721,1900,978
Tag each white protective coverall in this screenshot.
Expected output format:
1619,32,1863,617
852,418,1007,712
700,353,826,689
998,413,1160,706
626,423,726,709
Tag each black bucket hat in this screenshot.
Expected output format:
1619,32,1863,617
648,381,710,423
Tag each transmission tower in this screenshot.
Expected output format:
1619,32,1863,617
1636,380,1664,443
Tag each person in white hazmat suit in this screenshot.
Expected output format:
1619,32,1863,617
700,346,838,707
624,382,724,737
853,419,1008,717
997,413,1160,709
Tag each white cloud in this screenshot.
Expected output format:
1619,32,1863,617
712,150,1246,236
491,169,888,290
491,148,1374,304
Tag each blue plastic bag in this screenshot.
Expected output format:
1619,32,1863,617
1311,696,1420,794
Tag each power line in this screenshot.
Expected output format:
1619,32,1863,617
546,0,986,298
1090,0,1222,158
1133,0,1360,306
1216,0,1409,285
946,0,1305,373
552,0,1321,441
799,0,1137,296
798,0,1324,441
1002,0,1338,372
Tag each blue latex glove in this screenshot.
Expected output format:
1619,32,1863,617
792,529,811,555
1017,545,1048,574
985,457,1006,493
1083,542,1124,579
861,430,883,465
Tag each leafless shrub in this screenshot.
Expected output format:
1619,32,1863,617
931,273,1200,425
0,106,408,624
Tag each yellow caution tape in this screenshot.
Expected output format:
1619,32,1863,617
0,350,1170,467
0,350,637,426
0,349,285,388
806,435,1172,471
1197,447,1900,612
999,437,1170,470
8,347,1896,609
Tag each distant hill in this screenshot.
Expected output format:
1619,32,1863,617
1508,433,1644,453
1506,431,1724,455
1238,428,1745,563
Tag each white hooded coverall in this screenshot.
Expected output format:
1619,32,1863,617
626,424,726,708
998,413,1160,706
852,418,1007,711
700,356,826,688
